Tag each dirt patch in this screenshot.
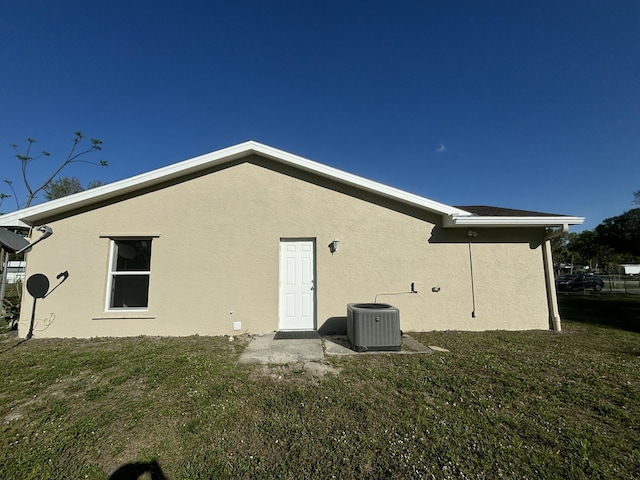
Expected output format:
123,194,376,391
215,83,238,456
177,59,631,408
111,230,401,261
2,370,106,424
252,361,341,383
302,361,340,377
3,410,24,422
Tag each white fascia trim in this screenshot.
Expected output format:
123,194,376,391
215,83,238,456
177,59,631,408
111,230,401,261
443,215,585,228
0,216,28,228
249,142,471,216
0,141,471,226
0,142,256,227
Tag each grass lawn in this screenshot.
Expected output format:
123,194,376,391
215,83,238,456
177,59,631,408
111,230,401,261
0,297,638,479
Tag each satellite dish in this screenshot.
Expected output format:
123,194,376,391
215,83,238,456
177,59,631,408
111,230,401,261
27,274,49,299
0,227,30,253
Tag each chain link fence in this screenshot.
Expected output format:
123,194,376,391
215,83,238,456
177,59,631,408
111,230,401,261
556,274,640,295
600,275,640,294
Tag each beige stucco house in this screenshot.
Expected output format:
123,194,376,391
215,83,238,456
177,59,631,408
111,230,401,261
0,141,583,338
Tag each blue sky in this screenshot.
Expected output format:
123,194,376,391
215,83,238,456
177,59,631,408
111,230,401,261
1,1,638,231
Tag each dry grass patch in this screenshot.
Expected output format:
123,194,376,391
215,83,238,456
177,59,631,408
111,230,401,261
253,362,341,383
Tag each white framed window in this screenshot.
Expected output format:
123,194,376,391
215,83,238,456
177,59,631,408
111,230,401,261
106,238,152,310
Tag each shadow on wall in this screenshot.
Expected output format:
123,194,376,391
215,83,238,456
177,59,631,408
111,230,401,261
24,270,69,339
109,460,167,480
319,316,347,335
428,224,547,249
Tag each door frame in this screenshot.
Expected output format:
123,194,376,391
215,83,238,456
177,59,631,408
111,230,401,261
278,238,317,331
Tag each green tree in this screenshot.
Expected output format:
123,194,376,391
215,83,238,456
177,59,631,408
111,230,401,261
594,208,640,262
43,176,83,200
550,232,571,273
558,207,640,273
86,180,104,190
567,230,597,269
3,132,106,209
43,176,104,201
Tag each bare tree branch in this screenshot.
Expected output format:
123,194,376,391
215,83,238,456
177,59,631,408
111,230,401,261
6,132,106,208
2,181,19,210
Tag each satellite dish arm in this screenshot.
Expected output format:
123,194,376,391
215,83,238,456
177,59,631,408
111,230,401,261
16,225,53,254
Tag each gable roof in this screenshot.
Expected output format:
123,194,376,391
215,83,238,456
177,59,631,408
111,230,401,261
455,206,567,217
0,141,584,229
445,205,584,228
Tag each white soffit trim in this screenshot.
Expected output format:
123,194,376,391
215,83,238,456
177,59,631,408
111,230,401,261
0,141,471,227
443,215,585,228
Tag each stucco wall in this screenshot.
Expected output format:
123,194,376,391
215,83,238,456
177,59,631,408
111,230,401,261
19,157,551,338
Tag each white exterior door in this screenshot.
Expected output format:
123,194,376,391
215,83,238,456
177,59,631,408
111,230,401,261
279,240,315,330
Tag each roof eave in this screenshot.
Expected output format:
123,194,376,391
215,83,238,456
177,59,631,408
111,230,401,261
0,141,472,226
0,142,260,227
0,216,30,229
443,215,585,228
244,143,472,216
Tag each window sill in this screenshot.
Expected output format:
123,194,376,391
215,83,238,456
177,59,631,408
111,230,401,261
99,233,161,238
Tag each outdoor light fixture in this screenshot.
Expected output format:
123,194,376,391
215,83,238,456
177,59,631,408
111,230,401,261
328,239,340,254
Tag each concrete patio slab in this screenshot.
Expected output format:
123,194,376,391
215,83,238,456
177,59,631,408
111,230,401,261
323,335,434,356
238,333,438,365
237,334,324,364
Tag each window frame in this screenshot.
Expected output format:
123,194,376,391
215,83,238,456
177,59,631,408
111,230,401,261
105,237,153,312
